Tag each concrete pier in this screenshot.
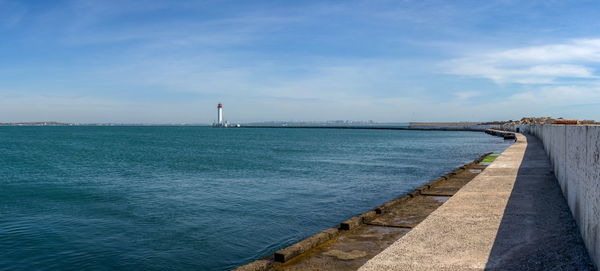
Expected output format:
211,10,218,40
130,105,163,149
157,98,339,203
359,133,594,270
234,154,496,271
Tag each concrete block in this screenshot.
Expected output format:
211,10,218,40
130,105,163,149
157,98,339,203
584,126,600,265
340,210,378,230
566,126,587,219
274,228,339,262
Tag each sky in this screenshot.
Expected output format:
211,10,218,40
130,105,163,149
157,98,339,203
1,0,600,123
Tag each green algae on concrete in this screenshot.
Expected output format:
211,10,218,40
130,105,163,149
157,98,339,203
479,153,500,165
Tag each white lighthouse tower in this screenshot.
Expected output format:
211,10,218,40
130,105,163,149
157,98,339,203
212,102,238,127
217,103,223,125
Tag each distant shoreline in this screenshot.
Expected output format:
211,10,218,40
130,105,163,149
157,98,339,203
0,123,494,132
0,123,211,127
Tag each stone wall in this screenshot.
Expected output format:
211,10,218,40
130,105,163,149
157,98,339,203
504,124,600,267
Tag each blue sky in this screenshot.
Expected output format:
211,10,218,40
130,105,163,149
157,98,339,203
1,0,600,123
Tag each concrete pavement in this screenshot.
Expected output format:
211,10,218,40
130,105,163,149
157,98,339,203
359,133,594,270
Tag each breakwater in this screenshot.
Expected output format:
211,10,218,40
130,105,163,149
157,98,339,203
240,125,488,131
504,124,600,267
234,126,596,270
360,131,593,270
234,153,499,270
408,123,501,131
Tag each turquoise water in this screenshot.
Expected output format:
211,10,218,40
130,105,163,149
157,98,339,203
0,127,511,270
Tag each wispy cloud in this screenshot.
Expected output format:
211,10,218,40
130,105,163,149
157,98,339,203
492,39,600,63
444,39,600,84
453,91,481,100
510,85,600,105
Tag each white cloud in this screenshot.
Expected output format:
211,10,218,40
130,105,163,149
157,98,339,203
492,39,600,63
440,38,600,120
453,91,480,100
510,85,600,105
444,38,600,84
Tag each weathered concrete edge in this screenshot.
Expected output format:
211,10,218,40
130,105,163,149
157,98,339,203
232,153,494,271
503,124,600,268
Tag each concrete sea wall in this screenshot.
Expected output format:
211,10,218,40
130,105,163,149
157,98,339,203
505,124,600,267
408,123,502,131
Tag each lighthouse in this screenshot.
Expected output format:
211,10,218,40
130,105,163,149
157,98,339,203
217,103,223,125
212,103,239,127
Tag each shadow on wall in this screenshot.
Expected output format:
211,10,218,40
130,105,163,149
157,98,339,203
484,134,594,270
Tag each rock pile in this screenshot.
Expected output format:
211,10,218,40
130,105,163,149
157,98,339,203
507,117,598,125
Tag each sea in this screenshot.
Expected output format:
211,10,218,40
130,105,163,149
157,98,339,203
0,126,512,270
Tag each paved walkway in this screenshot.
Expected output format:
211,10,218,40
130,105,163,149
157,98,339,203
359,133,594,270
